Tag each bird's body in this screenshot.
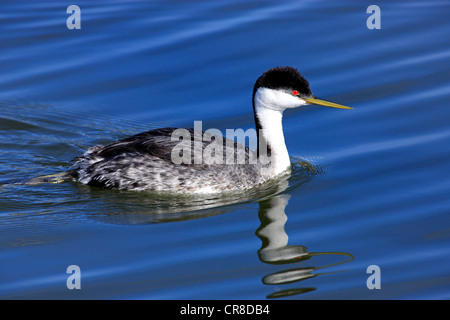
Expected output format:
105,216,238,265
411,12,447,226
68,66,351,193
69,127,273,193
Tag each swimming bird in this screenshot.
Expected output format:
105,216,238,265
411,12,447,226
68,66,352,193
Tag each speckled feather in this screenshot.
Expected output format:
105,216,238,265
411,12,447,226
68,128,273,193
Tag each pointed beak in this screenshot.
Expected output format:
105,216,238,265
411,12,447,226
303,97,353,110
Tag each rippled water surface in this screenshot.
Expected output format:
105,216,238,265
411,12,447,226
1,0,449,299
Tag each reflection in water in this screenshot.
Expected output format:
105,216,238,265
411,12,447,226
83,160,353,298
256,194,353,299
19,157,351,298
83,160,316,223
84,171,293,224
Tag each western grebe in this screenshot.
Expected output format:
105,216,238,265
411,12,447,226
68,66,352,193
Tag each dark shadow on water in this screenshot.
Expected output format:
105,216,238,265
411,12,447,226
82,159,353,299
83,159,316,224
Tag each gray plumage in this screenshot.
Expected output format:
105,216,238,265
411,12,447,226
68,128,274,193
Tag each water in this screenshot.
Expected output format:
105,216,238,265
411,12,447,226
1,0,449,300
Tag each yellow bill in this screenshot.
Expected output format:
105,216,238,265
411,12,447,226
304,97,353,109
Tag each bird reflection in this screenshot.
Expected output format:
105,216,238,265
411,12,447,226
82,160,353,298
256,194,353,299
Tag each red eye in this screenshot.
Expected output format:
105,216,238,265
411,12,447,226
292,90,299,96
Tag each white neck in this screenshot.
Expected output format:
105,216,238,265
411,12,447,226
255,104,291,176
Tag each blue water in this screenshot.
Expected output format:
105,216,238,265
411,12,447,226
1,0,449,299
